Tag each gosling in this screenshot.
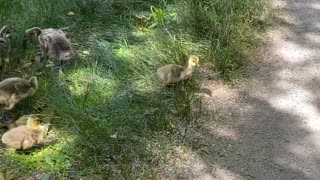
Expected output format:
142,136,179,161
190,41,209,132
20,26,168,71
1,117,49,150
157,55,200,85
0,76,38,110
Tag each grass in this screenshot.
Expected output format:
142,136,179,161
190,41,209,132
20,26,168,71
0,0,266,178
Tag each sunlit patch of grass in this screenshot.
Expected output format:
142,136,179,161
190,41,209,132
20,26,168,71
131,28,155,38
67,68,117,99
78,50,91,59
131,79,154,92
116,46,135,59
1,142,71,173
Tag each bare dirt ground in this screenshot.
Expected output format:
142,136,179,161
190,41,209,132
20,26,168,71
162,0,320,179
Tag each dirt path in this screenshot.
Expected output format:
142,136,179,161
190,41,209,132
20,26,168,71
167,0,320,179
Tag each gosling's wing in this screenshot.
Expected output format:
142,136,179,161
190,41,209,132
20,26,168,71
0,81,17,97
0,37,9,53
0,88,10,97
171,65,185,77
157,64,183,76
0,78,23,93
1,126,29,149
14,82,31,94
157,64,173,77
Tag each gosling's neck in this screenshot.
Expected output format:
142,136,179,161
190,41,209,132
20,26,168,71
187,63,194,70
26,119,33,129
26,118,38,130
180,64,194,79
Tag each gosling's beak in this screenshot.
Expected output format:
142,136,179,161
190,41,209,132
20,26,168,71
196,64,200,68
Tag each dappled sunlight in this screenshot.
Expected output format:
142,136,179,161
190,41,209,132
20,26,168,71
266,62,320,175
214,0,320,177
268,61,320,151
309,3,320,10
159,145,200,178
202,81,239,102
213,166,242,180
273,40,314,63
1,141,71,172
271,84,313,108
275,149,319,179
314,23,320,29
290,145,314,158
160,145,243,179
270,0,287,9
254,2,320,175
78,50,90,58
290,2,320,10
276,67,320,82
67,68,117,98
115,46,135,59
274,14,297,26
211,127,239,141
187,160,230,180
131,79,154,92
280,98,320,129
305,33,320,44
204,126,239,141
131,28,155,37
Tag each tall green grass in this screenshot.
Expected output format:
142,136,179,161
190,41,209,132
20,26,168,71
0,0,265,178
176,0,266,79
